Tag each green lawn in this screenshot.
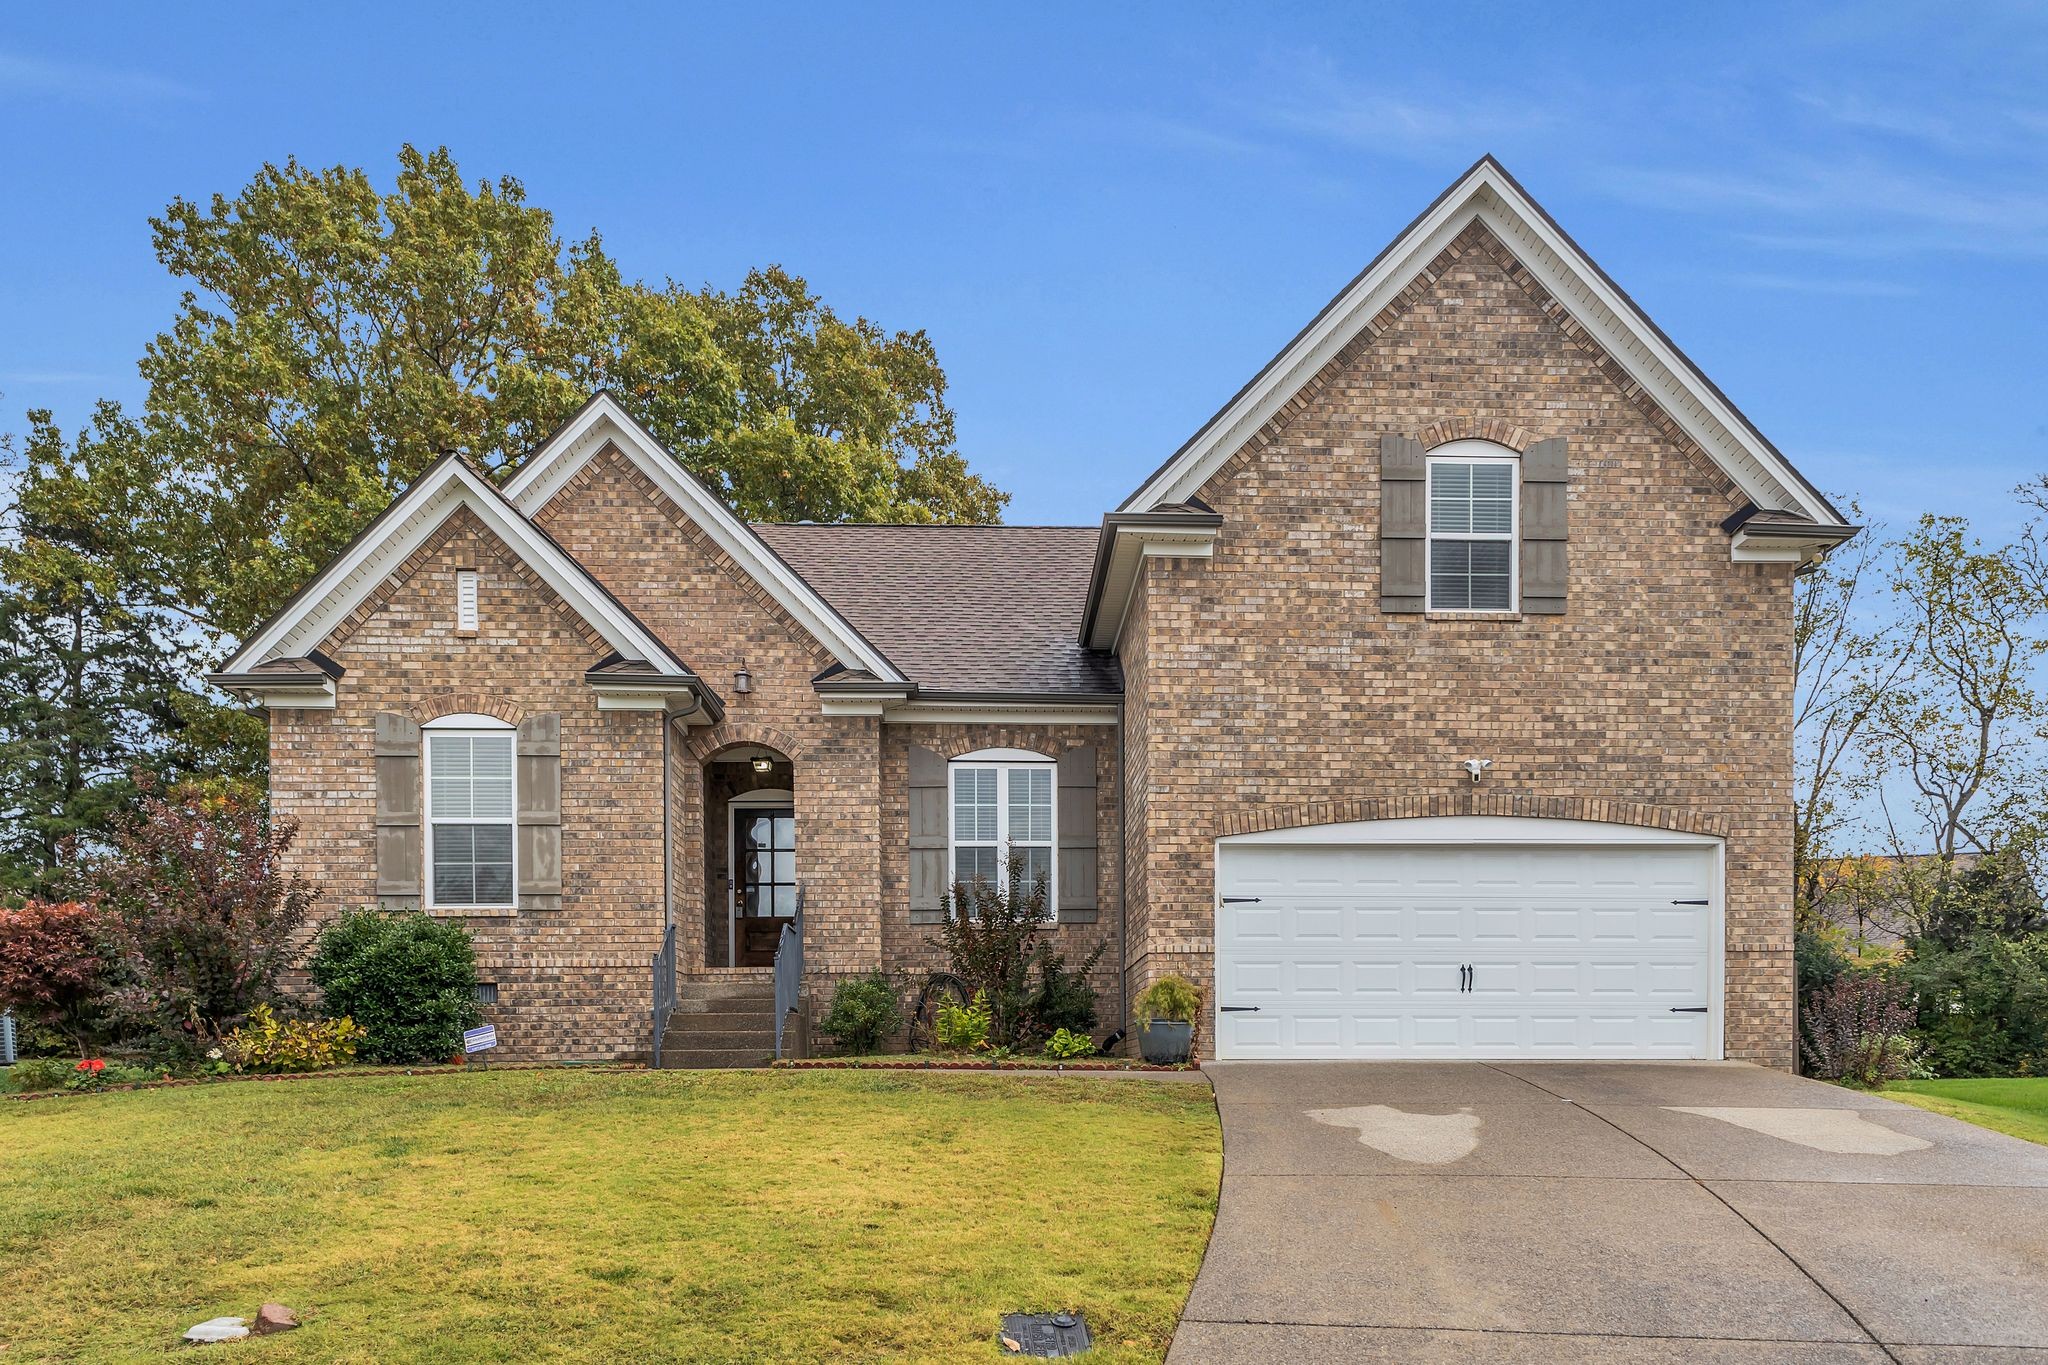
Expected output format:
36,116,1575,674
1886,1077,2048,1146
0,1069,1221,1363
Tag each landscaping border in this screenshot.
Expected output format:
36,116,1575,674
4,1060,643,1102
774,1056,1200,1073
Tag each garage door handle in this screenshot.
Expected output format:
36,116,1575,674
1669,1007,1708,1013
1671,899,1709,906
1220,1006,1260,1013
1221,896,1261,904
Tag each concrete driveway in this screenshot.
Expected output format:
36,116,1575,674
1170,1062,2048,1363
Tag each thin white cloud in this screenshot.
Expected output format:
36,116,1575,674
1727,273,1917,298
1238,47,1561,158
0,49,198,104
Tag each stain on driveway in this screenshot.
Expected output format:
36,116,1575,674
1170,1061,2048,1362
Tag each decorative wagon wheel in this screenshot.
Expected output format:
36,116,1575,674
906,971,970,1052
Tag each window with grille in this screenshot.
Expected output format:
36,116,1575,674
426,728,516,908
949,758,1056,919
1427,454,1518,611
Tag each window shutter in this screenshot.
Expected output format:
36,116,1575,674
1380,433,1427,612
1520,436,1568,615
516,712,562,911
909,744,948,925
1056,744,1099,924
374,712,421,908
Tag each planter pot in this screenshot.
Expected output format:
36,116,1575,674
1138,1020,1192,1065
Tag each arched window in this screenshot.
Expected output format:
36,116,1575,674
949,748,1057,919
423,713,516,909
1426,439,1518,612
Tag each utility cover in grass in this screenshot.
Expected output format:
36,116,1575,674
999,1311,1091,1357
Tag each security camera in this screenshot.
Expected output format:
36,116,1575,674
1461,758,1493,783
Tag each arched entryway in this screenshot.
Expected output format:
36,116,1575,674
701,744,796,967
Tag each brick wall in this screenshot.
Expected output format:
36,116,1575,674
1124,221,1799,1066
276,506,669,1062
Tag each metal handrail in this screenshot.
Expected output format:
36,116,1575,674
651,923,677,1068
773,887,805,1059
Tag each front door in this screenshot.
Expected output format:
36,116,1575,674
732,805,796,967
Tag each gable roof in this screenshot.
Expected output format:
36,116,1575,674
752,523,1119,695
1119,155,1849,530
217,454,700,680
501,392,908,682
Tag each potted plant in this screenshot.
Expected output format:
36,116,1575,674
1134,974,1201,1064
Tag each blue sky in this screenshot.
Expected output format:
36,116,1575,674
1,2,2043,534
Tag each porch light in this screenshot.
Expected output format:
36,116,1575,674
752,756,774,774
734,663,753,694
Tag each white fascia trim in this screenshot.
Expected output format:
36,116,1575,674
592,686,714,720
1121,161,1835,527
880,701,1119,726
238,681,337,710
221,459,687,676
1087,524,1221,652
1730,528,1838,566
1219,814,1723,847
503,394,906,683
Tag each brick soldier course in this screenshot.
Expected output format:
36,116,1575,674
217,158,1851,1068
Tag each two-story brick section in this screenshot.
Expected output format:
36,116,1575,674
212,158,1854,1068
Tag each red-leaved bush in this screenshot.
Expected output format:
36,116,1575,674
75,786,314,1039
0,900,117,1055
1801,971,1919,1085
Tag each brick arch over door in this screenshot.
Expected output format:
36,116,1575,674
405,693,528,726
1215,791,1729,840
683,722,810,765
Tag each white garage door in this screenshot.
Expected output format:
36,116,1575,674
1214,822,1720,1060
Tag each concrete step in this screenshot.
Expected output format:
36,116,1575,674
667,1028,776,1050
670,1008,777,1030
676,982,778,1005
660,1047,772,1069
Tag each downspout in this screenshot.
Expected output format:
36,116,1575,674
1115,693,1129,1050
661,715,673,931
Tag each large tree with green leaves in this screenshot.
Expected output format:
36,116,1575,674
0,144,1006,889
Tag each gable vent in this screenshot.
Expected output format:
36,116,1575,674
456,570,479,631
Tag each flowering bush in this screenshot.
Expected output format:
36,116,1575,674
1801,971,1920,1084
0,900,119,1055
62,1058,156,1092
219,1003,365,1073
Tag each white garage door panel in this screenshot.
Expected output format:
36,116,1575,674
1215,838,1717,1060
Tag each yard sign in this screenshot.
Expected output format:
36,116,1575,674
462,1024,498,1054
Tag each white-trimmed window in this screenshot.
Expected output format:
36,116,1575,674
1427,445,1518,612
425,714,515,909
949,749,1056,919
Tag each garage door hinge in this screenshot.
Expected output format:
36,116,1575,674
1669,1007,1709,1013
1220,896,1262,904
1220,1006,1260,1013
1671,899,1709,906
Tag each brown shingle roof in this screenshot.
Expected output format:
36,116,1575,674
752,524,1120,695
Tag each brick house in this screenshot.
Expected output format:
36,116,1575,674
212,158,1853,1068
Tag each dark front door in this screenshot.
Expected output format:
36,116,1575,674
734,806,796,967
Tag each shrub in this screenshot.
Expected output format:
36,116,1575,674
1135,974,1201,1027
0,901,119,1055
926,863,1047,1048
819,972,901,1055
1044,1027,1094,1060
305,908,481,1064
1022,946,1103,1044
1897,931,2048,1077
934,990,992,1052
75,786,313,1039
64,1058,157,1092
1800,971,1918,1084
219,1003,365,1073
6,1056,79,1092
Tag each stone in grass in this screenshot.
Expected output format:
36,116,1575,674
253,1304,299,1335
182,1317,249,1345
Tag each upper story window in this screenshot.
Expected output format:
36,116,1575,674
425,715,515,909
949,749,1056,919
1427,446,1518,611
